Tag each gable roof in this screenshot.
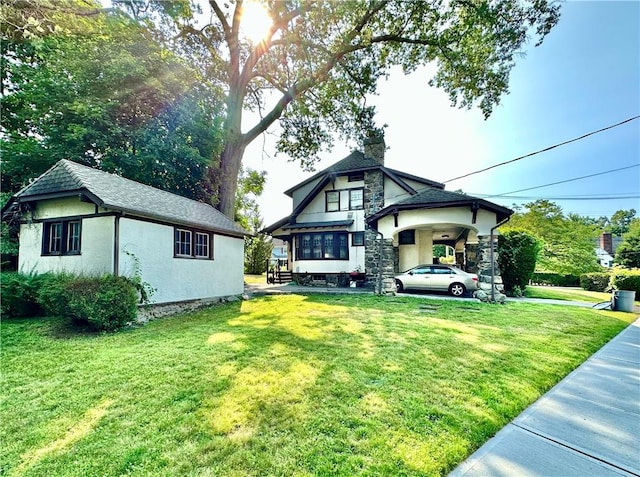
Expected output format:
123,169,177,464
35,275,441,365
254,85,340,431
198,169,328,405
8,160,247,237
365,187,513,225
284,150,444,197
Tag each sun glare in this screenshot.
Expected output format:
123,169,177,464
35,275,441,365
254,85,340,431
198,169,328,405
239,1,273,44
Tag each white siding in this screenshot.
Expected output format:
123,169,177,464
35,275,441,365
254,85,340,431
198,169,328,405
118,218,244,304
33,197,96,219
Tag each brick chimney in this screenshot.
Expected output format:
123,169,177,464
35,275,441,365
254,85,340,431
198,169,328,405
600,232,613,255
363,133,386,165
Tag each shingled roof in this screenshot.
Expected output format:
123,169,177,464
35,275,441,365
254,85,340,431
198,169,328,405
284,150,444,197
10,160,247,237
366,187,513,224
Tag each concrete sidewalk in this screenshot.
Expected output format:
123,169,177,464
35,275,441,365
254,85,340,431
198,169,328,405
450,318,640,477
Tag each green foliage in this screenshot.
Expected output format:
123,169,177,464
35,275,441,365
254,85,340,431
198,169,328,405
530,272,580,287
1,11,223,199
580,273,611,292
63,275,138,331
36,272,78,316
614,218,640,268
497,230,540,294
244,214,273,275
0,271,138,331
504,200,600,275
111,0,560,216
609,268,640,295
609,209,637,236
0,272,44,317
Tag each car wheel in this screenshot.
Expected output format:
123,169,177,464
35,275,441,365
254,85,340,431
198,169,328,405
449,283,466,297
395,279,404,293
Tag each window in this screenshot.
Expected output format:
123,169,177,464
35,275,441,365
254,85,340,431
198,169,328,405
195,232,211,258
325,188,364,212
174,228,214,259
296,232,349,260
350,189,363,209
67,221,81,253
42,219,81,255
175,229,193,256
352,232,364,246
399,229,415,245
326,191,339,212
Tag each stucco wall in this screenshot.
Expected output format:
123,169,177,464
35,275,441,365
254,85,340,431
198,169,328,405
377,207,501,237
118,218,244,304
18,215,115,275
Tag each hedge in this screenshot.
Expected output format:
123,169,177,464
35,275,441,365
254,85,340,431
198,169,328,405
580,272,611,292
530,272,580,287
610,269,640,295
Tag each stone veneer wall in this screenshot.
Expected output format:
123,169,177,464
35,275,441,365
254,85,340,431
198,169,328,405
363,168,396,291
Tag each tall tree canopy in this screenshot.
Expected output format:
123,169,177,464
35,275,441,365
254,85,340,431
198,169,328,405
108,0,561,218
503,200,600,275
3,0,561,218
1,1,224,200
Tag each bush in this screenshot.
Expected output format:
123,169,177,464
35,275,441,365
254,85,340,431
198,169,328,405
37,272,77,317
1,271,138,331
610,268,640,295
497,231,540,295
0,272,45,317
530,272,580,287
64,275,139,331
580,272,610,292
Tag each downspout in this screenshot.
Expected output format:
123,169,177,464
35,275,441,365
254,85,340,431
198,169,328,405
113,214,121,276
490,216,511,302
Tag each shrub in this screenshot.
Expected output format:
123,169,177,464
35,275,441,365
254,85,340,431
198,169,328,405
37,272,77,317
0,272,45,317
64,275,139,331
580,272,610,292
497,231,540,295
530,272,580,287
609,268,640,295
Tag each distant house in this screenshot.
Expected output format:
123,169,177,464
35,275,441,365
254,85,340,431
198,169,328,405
595,232,623,268
271,238,288,268
264,134,513,289
2,160,248,304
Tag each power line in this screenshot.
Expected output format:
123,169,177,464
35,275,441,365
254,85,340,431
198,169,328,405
473,194,640,201
483,164,640,197
442,115,640,184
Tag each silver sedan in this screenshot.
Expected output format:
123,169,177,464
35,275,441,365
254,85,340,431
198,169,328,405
394,264,479,297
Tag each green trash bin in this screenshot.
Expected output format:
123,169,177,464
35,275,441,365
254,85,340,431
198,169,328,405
612,290,636,312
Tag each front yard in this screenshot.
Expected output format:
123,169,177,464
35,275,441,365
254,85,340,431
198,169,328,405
1,294,634,476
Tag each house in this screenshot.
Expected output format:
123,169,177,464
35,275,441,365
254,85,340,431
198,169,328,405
595,232,623,267
271,238,288,268
264,134,513,290
2,160,248,304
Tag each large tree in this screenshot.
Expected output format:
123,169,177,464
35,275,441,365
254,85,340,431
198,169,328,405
1,2,224,199
503,200,600,275
103,0,561,218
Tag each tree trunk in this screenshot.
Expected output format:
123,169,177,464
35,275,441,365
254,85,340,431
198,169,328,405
216,139,246,219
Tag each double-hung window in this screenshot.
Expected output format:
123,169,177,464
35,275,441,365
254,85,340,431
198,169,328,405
42,219,81,255
174,228,213,259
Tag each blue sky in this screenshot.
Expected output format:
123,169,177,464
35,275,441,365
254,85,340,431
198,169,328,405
244,1,640,226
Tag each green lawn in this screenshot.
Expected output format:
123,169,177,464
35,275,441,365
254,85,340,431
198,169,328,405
525,285,627,304
1,294,634,476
